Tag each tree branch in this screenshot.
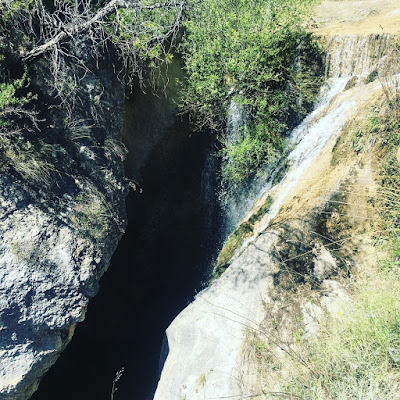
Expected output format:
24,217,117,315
23,0,185,61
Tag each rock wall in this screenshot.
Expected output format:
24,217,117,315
0,48,127,399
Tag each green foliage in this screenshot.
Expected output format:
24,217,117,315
344,76,358,90
0,72,34,122
220,132,279,183
104,1,178,71
0,71,38,162
340,103,388,157
351,128,365,153
0,77,27,108
180,0,322,182
0,7,55,185
0,0,33,20
365,69,379,84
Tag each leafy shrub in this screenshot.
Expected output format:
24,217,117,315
0,72,36,132
220,133,279,183
180,0,322,182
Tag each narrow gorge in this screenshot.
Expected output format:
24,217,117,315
30,72,224,400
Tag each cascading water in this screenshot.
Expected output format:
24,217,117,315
219,97,283,236
222,34,394,239
325,34,393,78
219,99,258,236
264,34,395,221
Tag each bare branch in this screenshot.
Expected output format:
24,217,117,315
0,0,186,126
23,0,186,61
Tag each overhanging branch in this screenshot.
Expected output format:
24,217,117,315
22,0,185,61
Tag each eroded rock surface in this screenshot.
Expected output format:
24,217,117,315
0,52,127,399
154,231,279,399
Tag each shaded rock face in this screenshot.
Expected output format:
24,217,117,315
0,180,91,399
0,50,127,399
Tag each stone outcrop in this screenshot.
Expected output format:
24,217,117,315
0,48,127,399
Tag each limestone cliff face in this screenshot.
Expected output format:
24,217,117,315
0,50,127,399
154,32,399,400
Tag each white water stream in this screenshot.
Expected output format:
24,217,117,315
223,34,394,236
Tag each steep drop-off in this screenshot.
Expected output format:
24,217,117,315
0,50,127,399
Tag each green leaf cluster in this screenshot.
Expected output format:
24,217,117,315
180,0,322,183
0,0,33,21
0,72,36,129
0,73,31,108
104,2,178,69
221,130,279,183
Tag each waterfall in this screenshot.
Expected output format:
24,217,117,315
325,34,393,78
225,100,248,145
221,34,397,238
220,97,283,236
219,98,271,236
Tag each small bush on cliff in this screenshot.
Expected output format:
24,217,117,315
0,69,46,183
180,0,323,183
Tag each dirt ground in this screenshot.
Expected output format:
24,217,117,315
310,0,400,35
